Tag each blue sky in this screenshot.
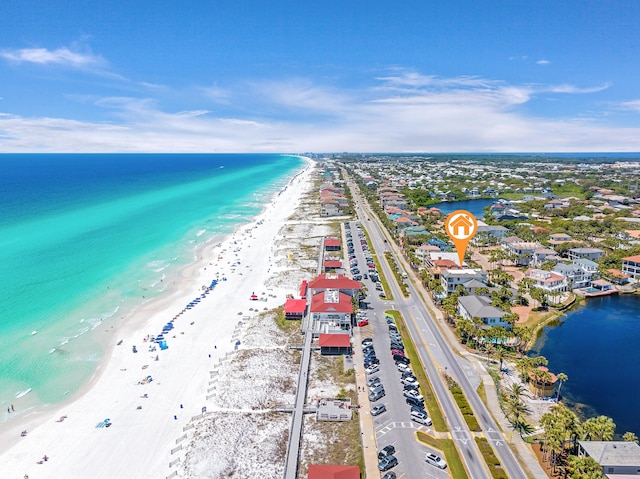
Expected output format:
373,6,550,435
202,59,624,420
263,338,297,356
1,0,640,152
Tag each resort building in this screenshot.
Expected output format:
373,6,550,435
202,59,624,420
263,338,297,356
621,255,640,279
457,295,511,329
307,273,362,297
577,441,640,476
524,269,568,293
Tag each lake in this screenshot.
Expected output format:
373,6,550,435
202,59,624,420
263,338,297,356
430,198,497,217
529,294,640,437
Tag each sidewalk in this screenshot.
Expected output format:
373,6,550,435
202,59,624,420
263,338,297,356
352,328,380,479
476,363,549,479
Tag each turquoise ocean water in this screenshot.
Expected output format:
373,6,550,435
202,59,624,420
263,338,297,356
0,153,303,417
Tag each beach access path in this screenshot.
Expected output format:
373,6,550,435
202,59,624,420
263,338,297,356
0,164,313,479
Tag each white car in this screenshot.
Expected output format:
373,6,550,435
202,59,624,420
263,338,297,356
403,389,424,401
425,452,447,469
397,362,410,372
365,364,380,375
411,410,432,426
401,376,417,385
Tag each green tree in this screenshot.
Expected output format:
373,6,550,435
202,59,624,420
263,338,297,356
566,455,603,479
556,372,568,401
623,431,639,443
583,416,616,441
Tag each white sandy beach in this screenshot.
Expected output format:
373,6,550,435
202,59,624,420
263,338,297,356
0,161,314,479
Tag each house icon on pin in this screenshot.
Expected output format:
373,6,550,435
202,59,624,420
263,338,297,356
449,214,474,239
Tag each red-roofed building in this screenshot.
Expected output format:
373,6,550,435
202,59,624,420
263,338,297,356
308,464,359,479
622,255,640,279
308,273,362,297
324,237,341,251
310,290,353,334
318,333,352,355
283,299,307,320
324,260,343,272
299,280,308,298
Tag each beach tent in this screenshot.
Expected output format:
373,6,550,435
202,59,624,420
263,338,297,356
159,340,168,350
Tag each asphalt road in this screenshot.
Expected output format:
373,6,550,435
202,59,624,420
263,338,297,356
348,179,528,479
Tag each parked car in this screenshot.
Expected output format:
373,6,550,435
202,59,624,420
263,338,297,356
411,410,432,426
406,396,424,407
378,292,386,298
400,369,414,378
397,362,410,372
371,404,387,416
404,389,424,401
425,452,447,469
393,354,410,365
361,337,373,346
391,349,404,356
377,444,396,460
369,389,385,402
365,364,380,375
403,383,419,392
367,376,381,387
378,455,398,471
380,473,396,479
410,405,428,416
386,316,395,324
357,319,369,327
401,376,417,385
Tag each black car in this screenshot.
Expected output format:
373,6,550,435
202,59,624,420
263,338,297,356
393,354,410,364
378,455,398,471
364,357,380,367
403,383,420,391
406,396,425,407
410,405,428,416
378,444,396,460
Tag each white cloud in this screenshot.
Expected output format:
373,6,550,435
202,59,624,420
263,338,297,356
619,100,640,112
0,73,638,153
537,59,551,65
547,83,611,94
0,47,104,68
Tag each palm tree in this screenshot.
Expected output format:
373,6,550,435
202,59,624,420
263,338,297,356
555,372,568,401
566,455,603,479
583,415,616,441
495,346,508,372
623,431,639,443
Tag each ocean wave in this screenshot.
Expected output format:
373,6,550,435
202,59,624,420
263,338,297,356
15,388,32,399
30,330,37,335
196,229,207,237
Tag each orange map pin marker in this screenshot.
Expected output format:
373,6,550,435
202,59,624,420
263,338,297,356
445,210,478,267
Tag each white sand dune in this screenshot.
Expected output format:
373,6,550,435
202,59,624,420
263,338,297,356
0,161,314,479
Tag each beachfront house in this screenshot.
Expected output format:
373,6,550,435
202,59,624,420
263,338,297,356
457,295,511,329
309,289,354,335
621,255,640,279
318,334,352,356
307,273,362,297
577,441,640,476
324,237,341,252
440,269,488,296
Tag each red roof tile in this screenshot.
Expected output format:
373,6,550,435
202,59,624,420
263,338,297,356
310,291,353,313
308,274,362,291
284,299,307,314
318,334,351,348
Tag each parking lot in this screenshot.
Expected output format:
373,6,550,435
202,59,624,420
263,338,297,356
347,221,449,479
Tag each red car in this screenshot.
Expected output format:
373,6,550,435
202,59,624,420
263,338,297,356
357,319,369,327
391,349,404,356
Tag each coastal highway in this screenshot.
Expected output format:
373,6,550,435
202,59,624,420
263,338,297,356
347,175,528,479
